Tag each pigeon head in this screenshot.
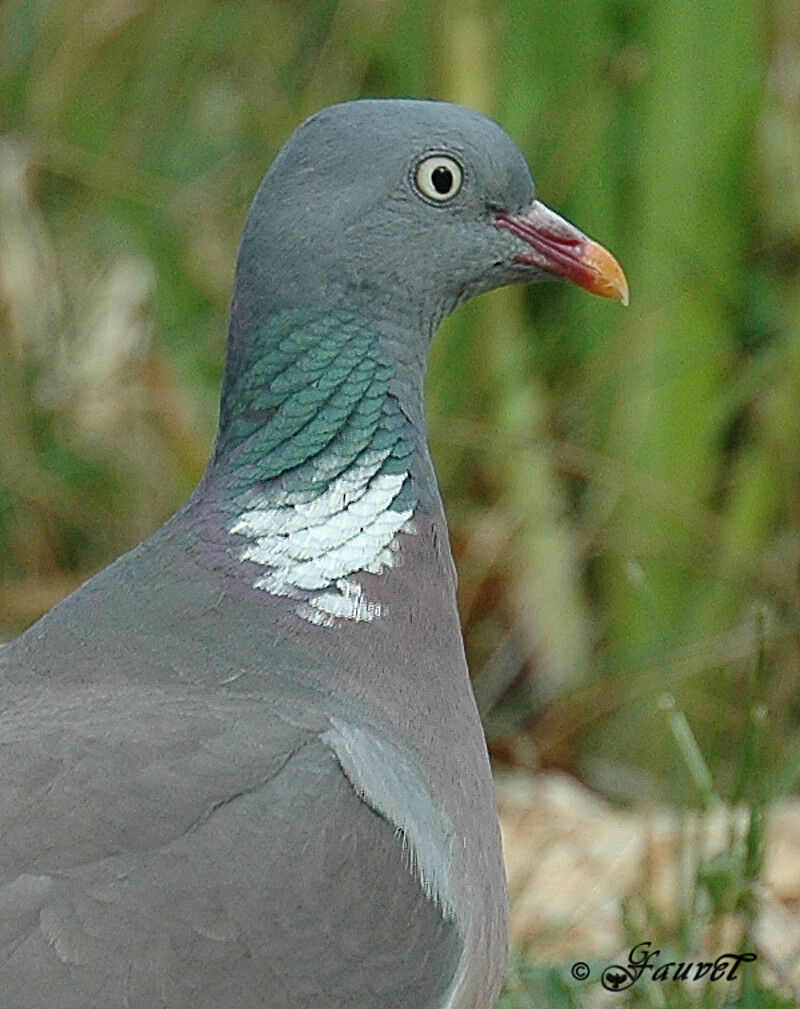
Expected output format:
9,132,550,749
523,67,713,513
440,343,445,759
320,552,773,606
213,100,628,627
231,99,628,340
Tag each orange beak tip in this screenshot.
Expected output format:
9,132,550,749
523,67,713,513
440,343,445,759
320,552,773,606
583,238,629,307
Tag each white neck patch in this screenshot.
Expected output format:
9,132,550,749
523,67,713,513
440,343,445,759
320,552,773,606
230,445,415,626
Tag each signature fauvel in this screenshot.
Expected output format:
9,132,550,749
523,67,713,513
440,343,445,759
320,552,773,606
600,941,757,992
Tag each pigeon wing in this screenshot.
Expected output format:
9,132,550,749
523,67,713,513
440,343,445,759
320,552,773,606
0,671,462,1008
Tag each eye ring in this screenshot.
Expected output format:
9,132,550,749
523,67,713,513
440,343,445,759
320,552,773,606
414,154,464,203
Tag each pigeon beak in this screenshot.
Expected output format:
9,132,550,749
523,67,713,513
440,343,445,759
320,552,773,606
493,200,629,306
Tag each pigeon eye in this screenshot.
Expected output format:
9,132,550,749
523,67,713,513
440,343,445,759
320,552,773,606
414,155,464,203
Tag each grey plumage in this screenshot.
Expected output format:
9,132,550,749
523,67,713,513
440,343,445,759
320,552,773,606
0,99,627,1007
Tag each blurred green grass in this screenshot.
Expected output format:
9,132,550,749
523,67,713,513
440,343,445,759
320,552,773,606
1,0,800,804
500,620,799,1007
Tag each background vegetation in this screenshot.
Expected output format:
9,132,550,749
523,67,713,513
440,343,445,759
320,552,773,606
2,0,799,1003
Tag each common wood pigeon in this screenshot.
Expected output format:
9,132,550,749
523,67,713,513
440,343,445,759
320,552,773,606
0,99,627,1008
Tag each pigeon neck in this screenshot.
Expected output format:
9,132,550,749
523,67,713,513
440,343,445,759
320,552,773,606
204,306,447,627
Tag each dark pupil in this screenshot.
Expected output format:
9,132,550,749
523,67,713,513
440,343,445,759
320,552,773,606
431,165,453,195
